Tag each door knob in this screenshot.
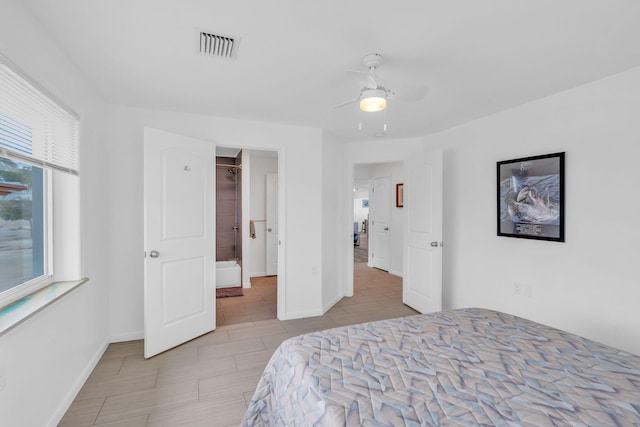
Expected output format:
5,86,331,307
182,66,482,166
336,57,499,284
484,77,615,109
430,241,438,247
149,250,160,258
268,228,272,232
384,227,389,231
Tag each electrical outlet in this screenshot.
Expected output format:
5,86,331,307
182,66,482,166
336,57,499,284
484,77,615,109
513,282,522,295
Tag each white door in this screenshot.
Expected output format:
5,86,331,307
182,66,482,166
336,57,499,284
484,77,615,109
370,176,390,271
403,150,443,313
143,128,216,358
266,173,278,276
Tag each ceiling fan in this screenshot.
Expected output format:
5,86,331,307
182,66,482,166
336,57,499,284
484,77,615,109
334,53,428,113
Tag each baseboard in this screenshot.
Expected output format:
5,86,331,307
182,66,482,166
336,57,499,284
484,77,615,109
48,336,110,427
110,330,144,343
322,294,343,314
250,271,266,278
242,280,252,289
388,269,403,278
282,308,323,320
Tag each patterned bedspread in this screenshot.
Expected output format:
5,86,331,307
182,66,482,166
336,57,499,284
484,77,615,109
242,308,640,426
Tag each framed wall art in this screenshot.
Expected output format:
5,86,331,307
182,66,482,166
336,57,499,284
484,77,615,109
396,183,404,207
497,152,565,242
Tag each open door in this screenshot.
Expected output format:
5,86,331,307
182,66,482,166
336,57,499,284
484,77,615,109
369,176,390,271
266,173,278,276
143,128,216,358
403,150,443,313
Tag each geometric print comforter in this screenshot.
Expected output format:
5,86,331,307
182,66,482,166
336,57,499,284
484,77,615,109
242,308,640,426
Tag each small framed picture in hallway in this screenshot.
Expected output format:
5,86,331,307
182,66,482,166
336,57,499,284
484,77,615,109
396,183,404,207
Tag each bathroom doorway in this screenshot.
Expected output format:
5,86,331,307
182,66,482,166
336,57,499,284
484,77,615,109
215,149,243,264
216,147,279,326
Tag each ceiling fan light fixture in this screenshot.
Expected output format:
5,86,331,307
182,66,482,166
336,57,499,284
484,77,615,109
360,96,386,112
359,89,387,112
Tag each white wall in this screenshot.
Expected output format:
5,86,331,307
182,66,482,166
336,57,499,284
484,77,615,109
353,198,369,229
321,133,344,312
248,150,278,277
343,70,640,356
106,105,325,338
0,2,111,426
428,66,640,356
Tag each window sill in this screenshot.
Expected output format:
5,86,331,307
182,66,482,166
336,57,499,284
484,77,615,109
0,278,89,335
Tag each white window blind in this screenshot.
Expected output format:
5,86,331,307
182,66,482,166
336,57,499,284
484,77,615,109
0,57,78,174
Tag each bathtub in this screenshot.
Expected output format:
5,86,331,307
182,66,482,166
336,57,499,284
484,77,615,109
216,260,241,288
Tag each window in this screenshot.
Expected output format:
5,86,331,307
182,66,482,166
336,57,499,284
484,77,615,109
0,157,45,293
0,54,79,307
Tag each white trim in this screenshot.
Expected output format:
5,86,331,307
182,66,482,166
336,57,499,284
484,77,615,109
249,271,267,278
388,269,403,278
0,279,88,335
47,337,109,427
241,150,251,292
110,330,144,343
282,308,323,321
0,165,53,309
276,147,286,320
0,275,52,310
322,293,342,314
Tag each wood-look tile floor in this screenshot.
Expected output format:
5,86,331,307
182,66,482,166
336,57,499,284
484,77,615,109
216,276,278,327
59,264,418,426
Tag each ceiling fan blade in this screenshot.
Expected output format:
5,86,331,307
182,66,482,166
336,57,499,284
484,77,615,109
333,96,360,109
388,85,428,102
345,70,378,89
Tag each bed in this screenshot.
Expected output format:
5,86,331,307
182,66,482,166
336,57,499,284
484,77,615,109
242,308,640,426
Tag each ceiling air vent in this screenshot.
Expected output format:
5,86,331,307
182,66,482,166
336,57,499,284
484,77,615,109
198,31,239,59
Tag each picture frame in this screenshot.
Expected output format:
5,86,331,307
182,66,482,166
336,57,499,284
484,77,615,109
362,199,369,208
497,152,565,242
396,183,404,208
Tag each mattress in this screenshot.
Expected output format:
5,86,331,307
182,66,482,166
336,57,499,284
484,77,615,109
242,308,640,426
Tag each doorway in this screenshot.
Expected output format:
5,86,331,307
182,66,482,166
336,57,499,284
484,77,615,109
353,180,369,264
347,151,444,315
144,128,286,357
352,162,403,301
215,147,279,326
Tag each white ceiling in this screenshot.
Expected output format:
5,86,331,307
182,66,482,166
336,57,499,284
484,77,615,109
23,0,640,141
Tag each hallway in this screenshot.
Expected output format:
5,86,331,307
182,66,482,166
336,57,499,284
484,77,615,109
217,263,413,328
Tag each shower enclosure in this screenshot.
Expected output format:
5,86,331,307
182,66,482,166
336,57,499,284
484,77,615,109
216,152,242,263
